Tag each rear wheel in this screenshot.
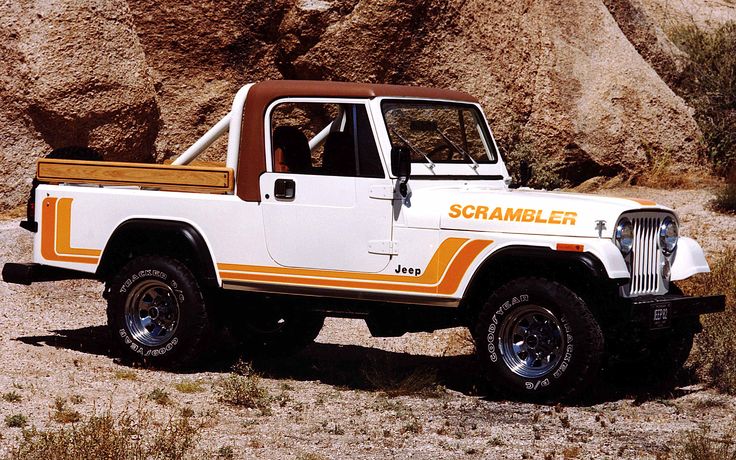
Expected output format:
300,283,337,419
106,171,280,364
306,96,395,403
473,277,604,401
106,255,210,368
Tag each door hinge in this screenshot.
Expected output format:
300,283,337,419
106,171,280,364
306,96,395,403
368,240,399,255
369,185,395,200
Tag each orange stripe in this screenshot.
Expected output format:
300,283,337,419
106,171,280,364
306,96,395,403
628,198,657,206
40,197,100,264
219,239,493,295
218,237,469,284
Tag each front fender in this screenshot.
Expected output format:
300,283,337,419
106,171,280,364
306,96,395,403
671,237,710,281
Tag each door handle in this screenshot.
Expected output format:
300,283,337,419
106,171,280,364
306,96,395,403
274,178,296,199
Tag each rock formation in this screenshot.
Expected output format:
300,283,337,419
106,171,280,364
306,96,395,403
1,0,734,209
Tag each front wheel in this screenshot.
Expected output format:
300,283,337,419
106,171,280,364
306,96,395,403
106,255,210,368
473,277,604,401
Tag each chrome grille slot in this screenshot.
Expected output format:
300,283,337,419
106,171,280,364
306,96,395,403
629,216,662,295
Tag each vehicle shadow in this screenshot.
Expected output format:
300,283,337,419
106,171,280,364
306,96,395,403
16,325,113,358
15,326,704,405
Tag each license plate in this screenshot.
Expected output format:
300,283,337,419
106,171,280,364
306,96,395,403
651,303,671,329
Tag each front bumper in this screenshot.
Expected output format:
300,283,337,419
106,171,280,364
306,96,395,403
628,294,726,330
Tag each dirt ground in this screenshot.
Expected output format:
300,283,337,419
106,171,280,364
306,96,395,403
1,186,735,459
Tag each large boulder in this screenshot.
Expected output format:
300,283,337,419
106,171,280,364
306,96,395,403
289,0,703,185
0,0,158,210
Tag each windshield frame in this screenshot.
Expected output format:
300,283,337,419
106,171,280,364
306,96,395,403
380,99,500,167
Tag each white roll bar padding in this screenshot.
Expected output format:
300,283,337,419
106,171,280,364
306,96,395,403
170,84,254,195
226,83,255,172
171,113,232,166
307,107,346,152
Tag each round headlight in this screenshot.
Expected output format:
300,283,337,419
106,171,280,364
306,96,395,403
659,216,678,255
615,218,634,255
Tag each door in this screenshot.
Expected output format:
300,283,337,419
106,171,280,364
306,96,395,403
260,100,393,273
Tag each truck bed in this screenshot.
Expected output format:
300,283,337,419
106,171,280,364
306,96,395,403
36,158,234,194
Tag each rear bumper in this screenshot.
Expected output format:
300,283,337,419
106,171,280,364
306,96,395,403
2,263,94,285
628,294,726,329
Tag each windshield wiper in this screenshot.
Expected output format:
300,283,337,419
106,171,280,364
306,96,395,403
434,128,479,171
390,128,435,170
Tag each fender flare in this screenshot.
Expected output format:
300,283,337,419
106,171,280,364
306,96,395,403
461,244,619,301
96,219,219,287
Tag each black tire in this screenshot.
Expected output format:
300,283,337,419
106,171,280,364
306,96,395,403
234,305,324,357
473,277,604,401
106,255,210,368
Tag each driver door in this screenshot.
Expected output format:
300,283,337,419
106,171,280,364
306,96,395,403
260,99,393,273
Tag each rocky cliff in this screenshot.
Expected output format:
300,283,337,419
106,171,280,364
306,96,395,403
1,0,734,209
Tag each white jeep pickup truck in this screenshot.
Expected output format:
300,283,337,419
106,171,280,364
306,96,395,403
3,80,725,400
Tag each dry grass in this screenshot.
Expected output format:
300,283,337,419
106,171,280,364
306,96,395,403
3,391,22,403
175,380,205,394
147,388,173,406
215,361,271,415
8,409,207,460
50,397,81,424
632,149,709,189
6,415,28,428
681,246,736,393
676,426,736,460
114,370,139,381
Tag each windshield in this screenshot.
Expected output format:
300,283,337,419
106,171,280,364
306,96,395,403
381,100,497,165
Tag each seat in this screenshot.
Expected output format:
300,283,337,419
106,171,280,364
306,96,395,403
322,131,356,176
273,126,312,173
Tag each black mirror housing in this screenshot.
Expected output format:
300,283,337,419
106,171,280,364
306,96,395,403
391,146,412,178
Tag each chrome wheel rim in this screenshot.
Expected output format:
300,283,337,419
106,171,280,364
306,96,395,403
124,280,179,347
498,304,565,379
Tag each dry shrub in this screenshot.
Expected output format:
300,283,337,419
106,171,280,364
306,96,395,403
633,149,707,189
9,409,206,460
670,23,736,175
147,388,173,406
676,426,736,460
711,183,736,214
50,397,81,424
361,356,445,397
215,361,271,415
681,246,736,393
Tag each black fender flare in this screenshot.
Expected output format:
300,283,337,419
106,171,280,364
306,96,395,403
96,219,219,288
461,244,618,310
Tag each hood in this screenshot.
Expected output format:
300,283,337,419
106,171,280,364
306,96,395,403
404,186,673,238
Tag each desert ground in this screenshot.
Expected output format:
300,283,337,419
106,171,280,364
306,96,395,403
1,185,734,459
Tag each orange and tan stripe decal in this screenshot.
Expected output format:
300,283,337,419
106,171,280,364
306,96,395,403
627,198,657,206
218,238,493,295
41,197,101,264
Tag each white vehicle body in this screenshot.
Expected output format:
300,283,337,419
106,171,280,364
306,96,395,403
5,80,724,400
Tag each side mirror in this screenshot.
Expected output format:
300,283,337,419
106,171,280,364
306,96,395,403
391,146,412,198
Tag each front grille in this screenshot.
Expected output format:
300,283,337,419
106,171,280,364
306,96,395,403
628,215,664,296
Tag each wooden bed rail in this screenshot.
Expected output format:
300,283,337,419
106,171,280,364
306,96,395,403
36,159,234,194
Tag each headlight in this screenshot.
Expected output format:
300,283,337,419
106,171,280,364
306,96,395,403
615,218,634,255
659,216,678,255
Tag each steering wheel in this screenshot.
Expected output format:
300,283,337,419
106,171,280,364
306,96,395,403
427,144,455,161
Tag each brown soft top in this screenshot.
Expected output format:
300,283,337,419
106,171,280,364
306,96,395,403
248,80,478,104
237,80,478,202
